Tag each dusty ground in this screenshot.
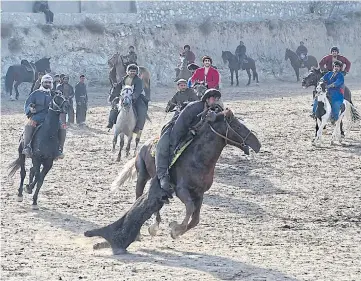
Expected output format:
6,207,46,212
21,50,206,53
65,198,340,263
1,78,361,281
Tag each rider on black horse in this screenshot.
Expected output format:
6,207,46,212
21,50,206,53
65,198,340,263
296,41,308,67
23,74,67,159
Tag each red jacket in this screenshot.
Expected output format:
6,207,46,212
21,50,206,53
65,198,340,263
319,55,351,72
191,67,220,89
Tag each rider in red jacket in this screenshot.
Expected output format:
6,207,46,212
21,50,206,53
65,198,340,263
190,56,220,89
319,46,351,75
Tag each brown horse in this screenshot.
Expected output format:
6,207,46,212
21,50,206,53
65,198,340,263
85,109,261,254
108,53,151,91
175,56,192,82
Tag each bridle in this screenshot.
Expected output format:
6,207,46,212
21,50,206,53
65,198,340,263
49,95,67,113
208,116,251,147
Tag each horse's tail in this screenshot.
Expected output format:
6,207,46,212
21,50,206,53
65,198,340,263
146,112,151,122
140,67,150,89
5,66,14,93
349,103,361,123
8,156,21,178
110,156,137,192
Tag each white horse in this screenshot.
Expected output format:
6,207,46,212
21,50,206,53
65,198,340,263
112,85,137,161
313,81,359,145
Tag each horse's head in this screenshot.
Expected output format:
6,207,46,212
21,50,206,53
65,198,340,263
179,56,187,70
302,67,322,88
193,83,207,99
221,51,229,64
108,53,119,67
36,57,51,73
285,48,291,61
50,91,69,114
209,109,261,153
119,85,134,109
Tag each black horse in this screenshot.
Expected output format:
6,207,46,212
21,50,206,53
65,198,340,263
8,92,69,209
302,67,352,137
85,109,261,254
285,49,318,82
221,51,259,86
4,57,51,100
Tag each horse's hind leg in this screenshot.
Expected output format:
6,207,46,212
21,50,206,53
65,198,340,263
17,154,26,202
253,68,259,83
26,166,36,194
230,69,234,86
170,185,195,239
246,69,251,86
112,129,119,152
117,133,125,162
32,159,53,209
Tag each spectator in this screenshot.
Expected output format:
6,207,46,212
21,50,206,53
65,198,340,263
75,75,88,126
33,1,54,24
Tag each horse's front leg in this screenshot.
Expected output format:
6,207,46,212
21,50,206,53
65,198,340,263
246,69,251,86
117,133,125,162
169,185,195,239
125,134,133,157
235,70,239,86
148,211,162,237
14,81,21,100
230,69,234,86
32,159,53,209
186,195,203,232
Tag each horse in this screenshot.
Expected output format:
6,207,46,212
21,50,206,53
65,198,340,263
85,109,261,254
192,83,208,99
108,53,151,94
8,92,69,209
285,48,318,81
312,81,358,145
112,85,138,161
221,51,259,86
302,67,353,137
175,56,192,82
4,57,51,100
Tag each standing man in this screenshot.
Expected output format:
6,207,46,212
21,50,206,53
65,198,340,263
33,1,54,24
33,72,45,90
57,75,75,125
319,46,351,75
235,41,247,68
75,75,88,126
52,74,61,91
190,56,220,89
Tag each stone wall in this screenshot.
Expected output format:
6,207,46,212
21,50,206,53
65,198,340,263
1,1,361,90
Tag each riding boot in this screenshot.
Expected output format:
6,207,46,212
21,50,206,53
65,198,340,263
22,125,35,158
56,128,66,160
159,173,173,203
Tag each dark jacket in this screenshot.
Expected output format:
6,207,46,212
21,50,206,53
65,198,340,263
24,89,52,123
235,45,246,57
56,83,74,99
75,82,88,104
166,88,198,112
170,100,206,149
121,75,145,102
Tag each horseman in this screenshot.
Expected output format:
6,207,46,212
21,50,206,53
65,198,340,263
182,45,196,65
106,64,148,134
123,46,138,70
156,88,225,202
296,41,308,67
312,60,345,124
190,56,220,89
186,63,200,88
235,41,247,68
319,47,351,75
165,79,198,113
22,74,66,159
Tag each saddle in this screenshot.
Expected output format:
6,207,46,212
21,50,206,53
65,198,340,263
21,60,35,73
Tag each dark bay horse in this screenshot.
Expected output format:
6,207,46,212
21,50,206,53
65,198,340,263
85,110,261,254
8,92,69,209
5,58,51,100
221,51,259,86
302,67,353,137
285,49,318,82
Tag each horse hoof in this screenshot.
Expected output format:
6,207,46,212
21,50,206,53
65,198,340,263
9,96,15,101
148,224,159,236
31,204,39,210
16,196,23,202
116,157,121,162
112,247,127,255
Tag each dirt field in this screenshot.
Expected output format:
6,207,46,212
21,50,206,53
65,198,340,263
1,79,360,281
